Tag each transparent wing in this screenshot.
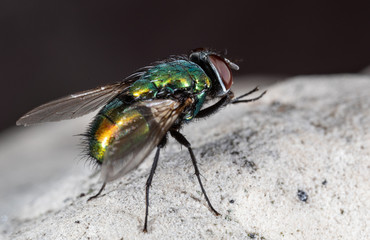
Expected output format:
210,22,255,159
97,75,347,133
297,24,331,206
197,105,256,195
101,99,191,182
17,82,130,126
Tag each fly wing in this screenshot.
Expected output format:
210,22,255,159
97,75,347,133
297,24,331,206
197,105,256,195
101,99,191,182
17,82,130,126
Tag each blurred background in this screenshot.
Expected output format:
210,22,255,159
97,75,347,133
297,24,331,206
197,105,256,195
1,0,370,132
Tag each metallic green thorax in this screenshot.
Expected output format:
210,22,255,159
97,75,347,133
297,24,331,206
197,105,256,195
89,60,212,162
129,60,211,119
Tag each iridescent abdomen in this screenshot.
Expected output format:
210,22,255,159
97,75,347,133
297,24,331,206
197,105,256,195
88,60,211,162
88,98,150,162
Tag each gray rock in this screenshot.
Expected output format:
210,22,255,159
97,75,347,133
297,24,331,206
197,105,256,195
1,75,369,239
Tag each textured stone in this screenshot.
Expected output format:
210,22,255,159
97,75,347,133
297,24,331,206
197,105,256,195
1,75,369,239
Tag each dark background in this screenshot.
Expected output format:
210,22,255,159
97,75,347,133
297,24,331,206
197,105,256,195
1,0,370,133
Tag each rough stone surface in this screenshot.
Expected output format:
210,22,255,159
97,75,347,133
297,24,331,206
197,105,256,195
1,75,369,239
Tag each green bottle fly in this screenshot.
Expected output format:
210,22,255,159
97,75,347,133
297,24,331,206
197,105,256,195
16,49,266,232
88,60,212,163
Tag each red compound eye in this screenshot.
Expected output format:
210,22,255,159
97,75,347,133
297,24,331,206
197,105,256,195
209,55,233,90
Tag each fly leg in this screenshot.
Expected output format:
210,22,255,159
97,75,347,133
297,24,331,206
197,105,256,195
194,91,233,119
231,87,266,104
143,136,167,232
87,182,106,202
195,87,266,119
170,130,220,216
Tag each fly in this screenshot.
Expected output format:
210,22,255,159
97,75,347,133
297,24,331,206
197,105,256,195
17,48,266,232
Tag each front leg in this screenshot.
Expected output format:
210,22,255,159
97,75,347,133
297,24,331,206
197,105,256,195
195,91,233,119
195,87,266,119
231,87,266,104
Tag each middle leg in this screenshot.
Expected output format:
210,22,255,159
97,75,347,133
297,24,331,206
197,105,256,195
170,130,220,216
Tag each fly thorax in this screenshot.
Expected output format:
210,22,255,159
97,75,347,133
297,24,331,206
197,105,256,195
183,91,207,121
